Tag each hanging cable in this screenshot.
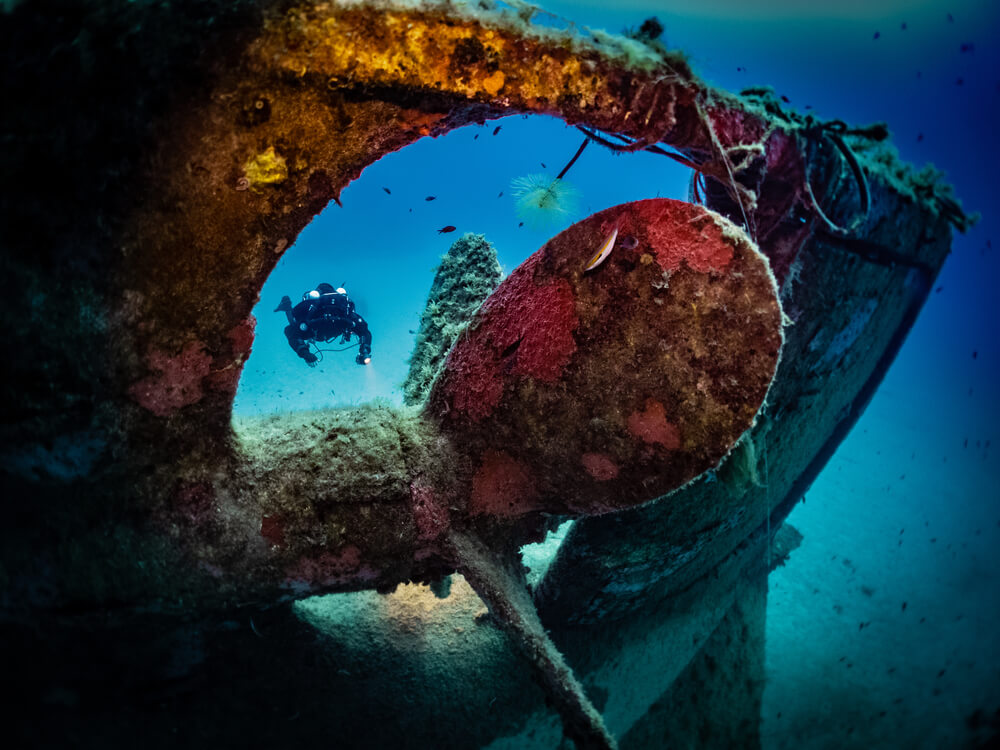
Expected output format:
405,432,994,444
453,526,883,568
801,119,871,237
309,340,359,363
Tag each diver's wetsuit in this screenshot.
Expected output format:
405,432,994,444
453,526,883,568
279,289,372,365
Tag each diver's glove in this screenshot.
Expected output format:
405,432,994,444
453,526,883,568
274,295,292,313
301,349,318,366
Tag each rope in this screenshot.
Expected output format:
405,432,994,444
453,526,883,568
575,124,651,153
801,120,871,237
575,125,701,169
555,138,590,180
578,107,760,242
695,96,755,239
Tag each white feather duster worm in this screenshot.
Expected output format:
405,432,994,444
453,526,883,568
511,174,579,228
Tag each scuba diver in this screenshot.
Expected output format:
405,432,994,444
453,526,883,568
274,283,372,366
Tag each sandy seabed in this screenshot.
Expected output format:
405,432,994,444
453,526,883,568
762,373,999,749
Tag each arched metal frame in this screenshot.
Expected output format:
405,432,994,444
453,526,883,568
1,1,964,747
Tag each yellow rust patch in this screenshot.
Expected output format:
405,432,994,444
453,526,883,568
244,147,288,187
482,69,506,96
263,8,612,106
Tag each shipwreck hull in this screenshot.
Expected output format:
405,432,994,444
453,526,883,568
0,1,966,747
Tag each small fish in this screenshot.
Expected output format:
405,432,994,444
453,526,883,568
917,132,924,142
425,195,436,201
437,225,456,234
493,126,501,135
901,22,907,31
383,187,391,195
541,162,546,168
518,221,524,227
873,31,880,40
474,134,479,140
497,191,503,198
780,94,790,103
956,77,964,86
947,13,954,22
960,42,974,53
584,225,619,272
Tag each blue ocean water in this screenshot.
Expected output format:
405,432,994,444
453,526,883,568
235,1,999,746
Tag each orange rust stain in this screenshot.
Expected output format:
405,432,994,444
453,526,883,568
401,109,447,137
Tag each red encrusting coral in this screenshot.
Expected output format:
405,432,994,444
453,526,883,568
260,515,285,548
627,399,682,450
227,316,256,358
129,342,213,417
283,545,368,590
410,480,450,542
205,365,242,396
703,103,769,153
482,275,578,383
470,450,540,517
442,254,579,422
207,316,257,395
639,200,735,273
674,104,809,286
580,452,620,481
442,340,505,422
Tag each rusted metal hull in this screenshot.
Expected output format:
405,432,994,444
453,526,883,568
0,1,966,747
